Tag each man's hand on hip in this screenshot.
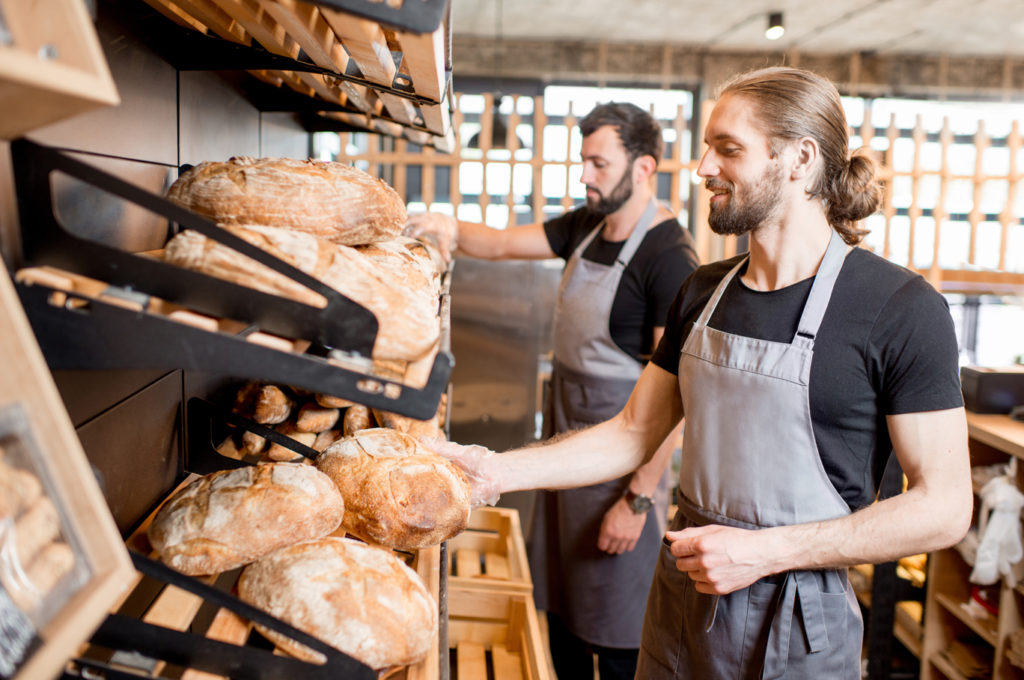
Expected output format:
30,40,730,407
598,497,647,555
666,524,775,595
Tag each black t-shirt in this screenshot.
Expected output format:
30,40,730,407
544,207,700,362
650,247,963,510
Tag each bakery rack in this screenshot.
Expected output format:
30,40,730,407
127,0,455,149
10,138,453,421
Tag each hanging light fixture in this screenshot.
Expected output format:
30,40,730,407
766,12,785,40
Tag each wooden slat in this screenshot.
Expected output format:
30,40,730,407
208,0,297,57
484,553,510,580
396,27,446,102
173,0,249,44
258,0,344,73
561,106,576,212
449,587,513,620
999,120,1020,271
531,96,546,223
491,645,524,680
968,121,988,265
141,0,209,33
320,10,395,85
456,642,488,680
929,118,952,289
457,549,482,577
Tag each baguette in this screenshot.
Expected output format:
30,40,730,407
316,429,470,549
295,403,340,433
343,405,374,437
166,157,406,246
148,464,343,575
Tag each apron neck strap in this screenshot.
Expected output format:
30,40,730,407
791,229,847,349
693,255,748,329
569,197,660,266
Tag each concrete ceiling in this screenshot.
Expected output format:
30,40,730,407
451,0,1024,57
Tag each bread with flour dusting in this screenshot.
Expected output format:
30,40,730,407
316,429,470,549
148,464,344,575
237,537,435,670
166,157,405,246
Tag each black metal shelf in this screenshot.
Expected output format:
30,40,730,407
11,139,452,421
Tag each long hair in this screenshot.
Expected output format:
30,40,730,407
717,67,882,244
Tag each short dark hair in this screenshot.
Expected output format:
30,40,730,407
578,102,664,163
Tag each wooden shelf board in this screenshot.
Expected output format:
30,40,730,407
930,652,970,680
966,412,1024,460
894,619,923,659
935,593,999,647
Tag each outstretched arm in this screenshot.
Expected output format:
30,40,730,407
405,213,555,262
669,407,972,594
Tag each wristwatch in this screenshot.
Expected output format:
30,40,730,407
624,488,654,515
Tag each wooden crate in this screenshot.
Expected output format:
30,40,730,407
73,474,442,680
448,587,549,680
0,0,120,139
0,259,134,680
143,0,453,148
447,507,531,593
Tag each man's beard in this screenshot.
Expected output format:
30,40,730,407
707,163,784,236
586,164,634,216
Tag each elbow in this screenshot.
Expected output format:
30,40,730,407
937,486,974,550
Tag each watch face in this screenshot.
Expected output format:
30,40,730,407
630,495,653,514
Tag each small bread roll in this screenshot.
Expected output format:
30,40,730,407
148,464,344,575
267,423,317,462
316,394,355,409
254,386,294,424
14,497,61,567
373,410,440,439
295,403,340,433
0,462,42,520
313,430,343,453
343,405,374,437
2,542,75,613
317,429,471,549
237,537,436,670
232,381,263,418
241,430,267,456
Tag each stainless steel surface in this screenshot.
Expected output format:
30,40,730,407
179,71,261,165
52,152,176,253
448,257,563,531
260,113,311,159
75,371,183,535
26,2,178,166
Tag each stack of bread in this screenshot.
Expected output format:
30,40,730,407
0,453,76,614
163,156,447,362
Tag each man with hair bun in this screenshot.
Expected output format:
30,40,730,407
423,67,971,679
407,102,699,679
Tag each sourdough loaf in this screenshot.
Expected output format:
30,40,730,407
316,429,470,549
148,464,343,575
356,237,440,297
237,537,435,670
163,225,439,361
166,157,406,246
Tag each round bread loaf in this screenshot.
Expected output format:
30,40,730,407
316,429,470,549
148,464,344,575
237,537,436,670
166,157,406,246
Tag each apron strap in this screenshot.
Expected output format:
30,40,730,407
791,229,847,350
614,198,659,269
692,255,748,329
761,571,831,680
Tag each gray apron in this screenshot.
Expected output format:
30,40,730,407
636,229,862,679
529,198,671,649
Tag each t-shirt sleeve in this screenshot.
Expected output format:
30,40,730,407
543,210,583,260
869,277,964,415
650,279,690,375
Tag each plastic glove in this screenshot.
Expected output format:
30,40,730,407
418,436,500,508
405,213,458,263
970,476,1024,587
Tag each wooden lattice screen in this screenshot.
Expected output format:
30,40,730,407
330,92,1024,293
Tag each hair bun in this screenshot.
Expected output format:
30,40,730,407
826,147,882,242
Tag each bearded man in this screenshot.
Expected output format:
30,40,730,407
421,69,971,679
406,102,699,680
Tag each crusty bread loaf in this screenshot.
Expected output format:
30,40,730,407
166,157,406,246
343,405,374,437
254,385,294,424
148,464,344,575
356,238,439,297
372,409,440,439
316,393,355,409
242,430,267,456
237,537,435,670
163,224,439,361
295,403,339,433
266,423,317,462
313,429,343,453
316,429,470,549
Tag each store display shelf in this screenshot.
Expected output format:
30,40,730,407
447,508,532,594
63,474,448,680
11,139,451,420
935,593,999,647
448,587,549,680
127,0,455,147
930,652,971,680
895,603,924,659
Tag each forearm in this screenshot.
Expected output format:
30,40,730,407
452,220,507,259
628,419,682,496
761,479,972,573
